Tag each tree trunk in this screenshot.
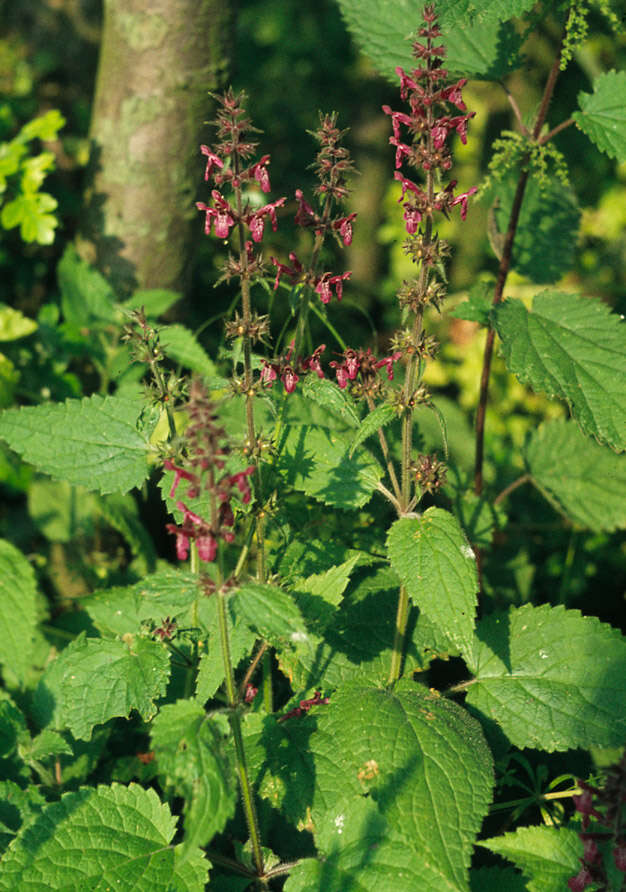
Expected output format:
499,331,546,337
78,0,235,295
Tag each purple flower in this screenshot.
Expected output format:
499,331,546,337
270,252,303,289
246,197,286,242
333,213,357,246
315,271,351,303
251,154,271,192
200,145,224,181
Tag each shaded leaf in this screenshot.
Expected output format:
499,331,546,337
493,291,626,451
57,245,116,326
123,289,181,318
349,404,397,457
302,375,360,427
525,419,626,532
387,508,478,657
276,424,381,510
465,604,626,750
0,395,154,493
573,70,626,162
0,540,38,684
229,582,307,646
159,324,215,377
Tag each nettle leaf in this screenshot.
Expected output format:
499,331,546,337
336,0,522,83
0,783,209,891
493,291,626,452
33,633,170,740
158,324,215,376
194,603,256,704
285,798,446,892
349,403,396,457
309,680,494,890
275,424,382,510
83,568,201,637
490,176,580,283
229,581,307,646
451,281,493,326
0,540,38,684
151,700,236,853
297,555,361,609
465,604,626,751
435,0,537,25
57,245,116,326
573,70,626,162
0,780,45,850
525,419,626,532
0,395,154,493
301,375,360,427
387,508,478,657
480,825,582,892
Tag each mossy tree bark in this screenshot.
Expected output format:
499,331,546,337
78,0,235,295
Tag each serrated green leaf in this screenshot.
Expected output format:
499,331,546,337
0,780,45,851
387,508,478,657
573,70,626,162
491,176,580,283
298,555,361,608
0,695,30,759
0,305,37,342
0,394,153,493
285,798,448,891
158,324,215,376
336,0,522,83
276,424,382,509
465,604,626,750
0,540,38,684
493,292,626,451
309,680,493,890
57,245,116,326
83,567,201,637
480,825,582,892
33,634,170,740
302,375,360,427
230,582,307,646
194,601,257,704
525,419,626,532
124,288,181,317
151,700,236,852
349,403,396,457
435,0,537,25
27,729,73,761
451,282,493,326
0,783,209,891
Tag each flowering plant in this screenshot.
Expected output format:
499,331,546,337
0,3,624,890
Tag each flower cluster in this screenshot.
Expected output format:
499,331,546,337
568,755,626,890
330,347,402,394
164,379,254,563
260,342,325,394
270,251,352,304
382,4,476,235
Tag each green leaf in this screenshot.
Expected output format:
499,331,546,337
0,305,37,342
480,825,582,892
525,419,626,532
285,798,447,891
57,245,116,327
19,109,66,143
158,324,215,376
0,781,45,851
95,492,157,571
387,508,478,657
0,394,153,494
493,291,626,451
302,375,360,427
1,193,59,245
0,540,38,684
83,568,201,637
309,680,493,890
33,634,170,740
573,70,626,162
298,555,361,608
27,729,73,762
490,176,580,283
276,424,382,509
194,601,257,704
229,582,307,646
465,604,626,750
151,700,236,852
336,0,522,83
27,479,98,542
451,282,493,326
349,403,396,457
123,288,181,317
0,783,209,891
435,0,538,25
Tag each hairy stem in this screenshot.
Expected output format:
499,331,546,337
474,35,565,496
388,584,410,685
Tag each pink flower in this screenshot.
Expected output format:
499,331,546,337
281,367,299,394
315,271,351,303
229,467,255,504
196,535,218,562
441,80,468,111
200,145,223,181
270,252,303,289
260,362,278,385
196,191,236,239
246,197,286,242
301,344,326,379
431,124,448,149
450,186,478,220
333,213,357,246
167,526,190,561
163,459,197,498
382,105,413,140
376,351,403,380
294,189,319,228
251,154,271,192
